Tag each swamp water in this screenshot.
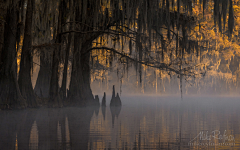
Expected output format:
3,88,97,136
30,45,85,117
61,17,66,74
0,95,240,149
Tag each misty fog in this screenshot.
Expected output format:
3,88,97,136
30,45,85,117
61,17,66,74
1,0,240,149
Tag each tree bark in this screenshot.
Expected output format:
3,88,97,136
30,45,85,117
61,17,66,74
67,6,85,105
18,0,38,107
34,51,51,99
0,3,26,109
60,31,71,100
49,48,62,106
68,41,86,104
67,3,98,105
59,0,74,102
81,48,94,99
49,0,63,107
0,1,7,63
68,43,94,105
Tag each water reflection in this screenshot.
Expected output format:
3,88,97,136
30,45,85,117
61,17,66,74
0,96,240,149
29,121,38,149
101,106,106,120
110,106,122,128
0,107,94,150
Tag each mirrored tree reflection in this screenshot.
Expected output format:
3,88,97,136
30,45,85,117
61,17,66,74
1,96,240,150
101,106,106,121
0,107,94,150
110,106,122,128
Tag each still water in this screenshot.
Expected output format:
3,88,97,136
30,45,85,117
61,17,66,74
0,95,240,150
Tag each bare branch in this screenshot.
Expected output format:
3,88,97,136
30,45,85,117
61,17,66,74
86,46,207,78
84,46,182,74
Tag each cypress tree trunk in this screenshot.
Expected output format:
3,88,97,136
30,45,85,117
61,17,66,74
16,0,24,59
68,40,86,104
18,0,38,107
81,46,94,100
60,32,71,100
49,0,63,107
60,0,73,101
67,45,94,105
0,3,26,109
67,1,125,105
68,27,95,105
67,5,88,105
0,1,7,62
34,51,51,99
49,47,62,106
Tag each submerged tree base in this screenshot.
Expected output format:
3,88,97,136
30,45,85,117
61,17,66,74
0,75,27,110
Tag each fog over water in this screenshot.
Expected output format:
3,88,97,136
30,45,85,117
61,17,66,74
1,95,240,149
1,0,240,149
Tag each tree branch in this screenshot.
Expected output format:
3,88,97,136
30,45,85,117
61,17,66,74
84,46,183,74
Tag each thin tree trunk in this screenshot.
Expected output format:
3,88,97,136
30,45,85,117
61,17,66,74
0,3,26,109
0,1,7,63
16,0,25,56
49,48,62,106
60,31,71,100
18,0,38,107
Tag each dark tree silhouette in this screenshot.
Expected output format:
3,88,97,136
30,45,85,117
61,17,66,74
0,0,26,109
0,0,236,109
18,0,38,107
